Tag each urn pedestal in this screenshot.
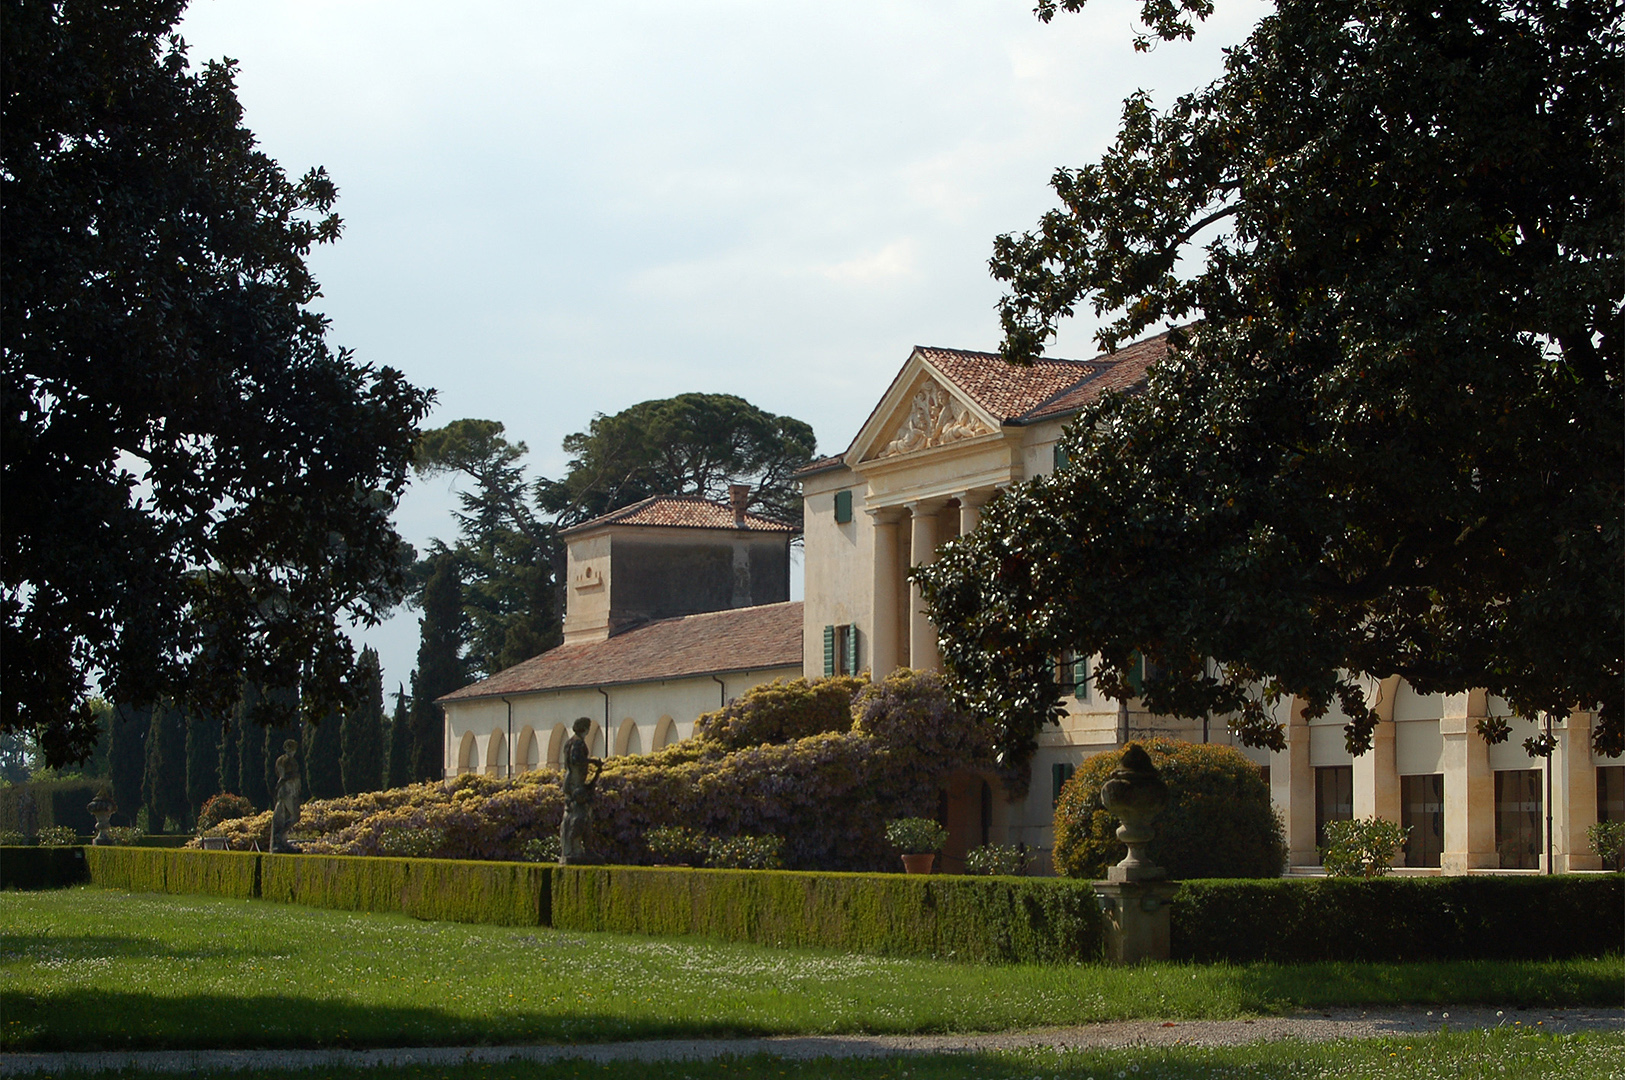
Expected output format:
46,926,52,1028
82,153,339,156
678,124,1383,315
1091,743,1176,964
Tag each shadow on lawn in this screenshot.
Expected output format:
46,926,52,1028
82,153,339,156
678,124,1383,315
1211,958,1625,1012
0,931,293,963
1,989,771,1053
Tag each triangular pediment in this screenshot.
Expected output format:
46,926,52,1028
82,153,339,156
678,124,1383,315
847,352,1001,465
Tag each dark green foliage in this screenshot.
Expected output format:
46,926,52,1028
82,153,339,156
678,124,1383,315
921,0,1624,770
411,554,464,782
538,394,817,529
216,716,240,798
385,683,412,790
551,866,1103,964
0,779,102,835
107,704,147,827
0,846,88,889
184,711,222,819
341,647,385,794
694,675,865,750
234,687,269,810
1,1,435,768
142,704,188,832
1171,877,1625,962
1053,740,1285,880
412,420,562,679
302,710,344,802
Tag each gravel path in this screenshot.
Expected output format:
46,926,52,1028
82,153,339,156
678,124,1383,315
4,1007,1619,1075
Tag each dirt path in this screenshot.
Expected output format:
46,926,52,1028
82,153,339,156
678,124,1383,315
3,1006,1619,1075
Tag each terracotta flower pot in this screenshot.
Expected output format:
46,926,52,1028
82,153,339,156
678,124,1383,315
900,853,936,874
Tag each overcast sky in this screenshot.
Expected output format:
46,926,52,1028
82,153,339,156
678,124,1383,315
175,0,1270,695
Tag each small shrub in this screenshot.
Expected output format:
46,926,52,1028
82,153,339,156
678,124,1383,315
521,835,560,863
0,829,25,846
1588,820,1625,871
197,793,255,832
104,826,144,846
645,825,709,865
37,824,78,846
694,675,866,750
1053,739,1285,880
886,817,948,855
964,843,1031,876
1321,817,1409,878
706,834,784,870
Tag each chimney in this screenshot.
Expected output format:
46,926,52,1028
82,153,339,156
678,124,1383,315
729,484,751,528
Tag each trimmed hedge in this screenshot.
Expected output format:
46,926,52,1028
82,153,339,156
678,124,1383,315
0,845,89,889
261,853,549,926
552,866,1102,963
85,846,260,900
1172,876,1624,962
0,780,104,836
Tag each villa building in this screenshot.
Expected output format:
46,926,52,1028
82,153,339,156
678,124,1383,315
440,331,1619,873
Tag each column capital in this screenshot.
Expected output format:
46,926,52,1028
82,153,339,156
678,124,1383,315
953,488,994,509
904,497,952,516
865,505,905,524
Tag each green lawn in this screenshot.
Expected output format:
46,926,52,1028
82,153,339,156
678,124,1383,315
25,1033,1625,1080
2,887,1619,1053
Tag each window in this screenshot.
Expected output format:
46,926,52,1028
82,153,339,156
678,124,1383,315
1401,774,1444,868
1495,769,1541,869
1051,762,1076,807
1314,765,1352,851
1599,766,1625,822
834,489,853,524
1052,443,1071,472
823,623,859,676
1125,652,1158,697
1053,652,1089,700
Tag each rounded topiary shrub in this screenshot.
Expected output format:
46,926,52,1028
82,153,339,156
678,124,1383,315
197,792,255,832
1053,739,1285,880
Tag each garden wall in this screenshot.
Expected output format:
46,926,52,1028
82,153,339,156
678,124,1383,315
7,846,1620,965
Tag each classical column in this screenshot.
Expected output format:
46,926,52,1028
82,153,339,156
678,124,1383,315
1273,700,1317,867
1440,694,1495,873
868,508,903,677
956,489,990,536
1556,711,1599,871
1353,716,1401,833
907,499,947,671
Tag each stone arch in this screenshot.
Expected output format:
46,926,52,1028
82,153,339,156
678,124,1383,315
614,717,643,757
652,715,678,751
456,731,477,776
546,723,569,767
485,728,507,776
516,726,539,772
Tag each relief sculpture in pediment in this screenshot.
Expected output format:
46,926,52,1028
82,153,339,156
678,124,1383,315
878,379,994,458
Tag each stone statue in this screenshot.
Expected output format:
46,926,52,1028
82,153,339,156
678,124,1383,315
558,717,603,864
1100,743,1170,882
269,739,303,853
87,792,117,845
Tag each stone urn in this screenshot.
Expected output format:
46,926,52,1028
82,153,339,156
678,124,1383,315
1100,743,1169,882
900,853,936,875
86,793,117,846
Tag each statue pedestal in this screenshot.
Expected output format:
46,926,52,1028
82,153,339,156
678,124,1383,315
1092,880,1177,965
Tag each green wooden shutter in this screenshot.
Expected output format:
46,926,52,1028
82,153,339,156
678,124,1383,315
822,625,836,677
1127,651,1144,697
1052,762,1076,806
1071,653,1089,699
834,489,853,524
1052,443,1070,472
844,625,859,675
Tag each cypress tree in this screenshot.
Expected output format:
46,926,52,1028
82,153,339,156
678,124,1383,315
342,646,385,794
217,715,240,796
411,554,465,782
142,702,189,832
302,707,344,801
259,685,300,803
386,682,412,790
235,685,270,809
108,703,148,827
185,710,222,819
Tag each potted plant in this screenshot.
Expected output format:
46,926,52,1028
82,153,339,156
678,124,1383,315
886,816,948,874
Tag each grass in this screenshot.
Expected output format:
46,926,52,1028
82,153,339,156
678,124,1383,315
2,886,1619,1053
22,1032,1625,1080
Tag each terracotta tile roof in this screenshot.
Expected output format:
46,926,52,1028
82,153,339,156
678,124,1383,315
439,601,804,702
1019,332,1171,422
791,453,847,479
558,495,797,537
915,347,1094,423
